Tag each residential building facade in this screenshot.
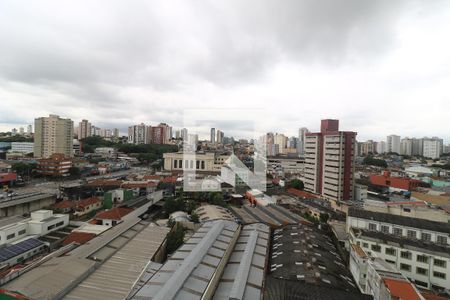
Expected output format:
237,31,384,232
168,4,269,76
304,119,357,201
34,114,74,158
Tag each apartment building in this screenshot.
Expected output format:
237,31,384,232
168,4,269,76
267,156,304,177
34,114,74,158
423,137,443,159
128,123,147,144
360,140,377,156
77,119,91,140
304,119,357,201
348,208,450,290
387,135,401,154
36,153,73,176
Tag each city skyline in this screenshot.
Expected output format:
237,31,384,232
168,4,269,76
1,1,450,142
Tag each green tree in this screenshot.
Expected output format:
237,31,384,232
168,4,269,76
11,162,36,176
163,197,185,217
363,156,388,168
166,225,185,254
319,213,329,223
186,200,199,214
210,192,227,207
190,212,200,223
289,179,304,190
68,167,81,177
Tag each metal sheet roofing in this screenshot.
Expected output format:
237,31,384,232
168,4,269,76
213,223,270,300
130,220,239,300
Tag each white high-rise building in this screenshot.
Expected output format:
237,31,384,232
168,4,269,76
423,137,443,159
377,141,387,154
216,130,224,144
34,115,74,158
27,125,32,135
387,135,401,154
298,127,309,156
181,128,188,141
128,123,148,144
400,138,413,156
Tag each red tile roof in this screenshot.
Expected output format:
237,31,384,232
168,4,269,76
63,232,96,246
94,207,133,221
86,179,123,187
162,176,177,183
76,197,102,208
53,200,73,209
143,175,163,180
383,278,422,300
121,181,158,189
287,188,320,199
386,201,426,206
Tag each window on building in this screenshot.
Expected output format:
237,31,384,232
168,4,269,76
403,208,411,213
393,227,403,236
437,235,447,245
416,255,429,264
56,221,64,227
178,160,182,168
368,223,377,231
407,230,417,239
433,271,446,279
7,233,15,240
400,263,411,272
371,245,381,252
380,225,390,234
434,259,447,268
173,160,178,168
386,259,396,264
400,251,412,260
385,248,396,256
421,232,431,242
18,229,26,235
362,242,368,248
416,267,428,276
201,160,205,170
415,280,428,288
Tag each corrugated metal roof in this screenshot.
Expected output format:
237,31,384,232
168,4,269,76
130,220,240,300
213,223,270,300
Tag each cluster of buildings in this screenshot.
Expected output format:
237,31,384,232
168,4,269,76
8,125,33,137
358,136,447,159
128,122,172,145
76,119,119,140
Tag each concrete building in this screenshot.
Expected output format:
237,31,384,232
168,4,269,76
298,127,309,156
349,245,424,300
36,153,72,177
274,133,288,155
34,114,74,158
360,140,377,156
369,171,422,192
267,156,304,177
377,141,387,154
412,138,424,156
387,135,401,154
216,129,224,144
423,137,443,159
77,119,91,140
304,119,357,202
348,208,450,290
0,210,69,246
163,151,230,172
211,128,216,143
128,123,147,144
400,138,414,156
10,142,34,154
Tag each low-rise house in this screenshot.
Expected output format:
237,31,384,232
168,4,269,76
93,207,133,226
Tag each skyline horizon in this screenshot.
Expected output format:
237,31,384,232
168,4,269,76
1,116,449,144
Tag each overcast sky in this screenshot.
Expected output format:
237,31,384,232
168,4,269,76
0,0,449,142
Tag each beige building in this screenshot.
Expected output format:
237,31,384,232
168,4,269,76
77,119,91,140
163,152,230,172
34,114,74,158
